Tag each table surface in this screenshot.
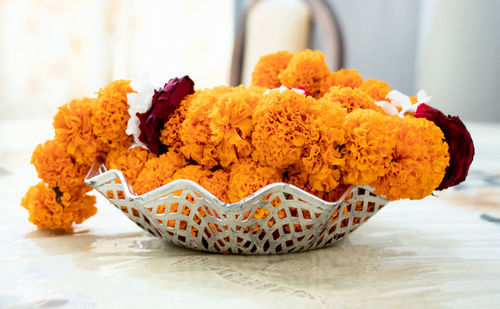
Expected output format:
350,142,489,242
1,119,499,309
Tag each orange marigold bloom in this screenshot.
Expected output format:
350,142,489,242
282,168,347,202
31,140,92,192
133,151,187,195
251,50,294,88
92,80,134,151
171,165,230,203
227,160,281,203
278,49,331,98
371,116,449,200
53,97,104,166
330,68,363,88
359,79,392,101
105,146,156,186
301,100,346,192
209,86,262,168
342,109,397,185
322,86,383,113
252,90,315,169
21,182,97,231
160,92,196,151
180,86,235,168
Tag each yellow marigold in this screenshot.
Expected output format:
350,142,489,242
251,50,294,88
322,86,383,113
209,86,262,168
31,140,92,192
133,151,187,195
282,168,348,202
359,79,392,101
160,92,196,151
53,97,104,166
330,68,363,88
91,80,134,151
180,86,235,168
342,109,397,185
21,182,97,231
227,160,281,203
301,100,346,192
371,116,449,200
278,49,331,98
171,165,230,203
252,90,316,169
105,146,156,186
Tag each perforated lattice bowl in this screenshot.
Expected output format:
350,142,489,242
85,161,389,254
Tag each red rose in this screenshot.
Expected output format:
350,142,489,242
414,103,475,190
137,76,194,155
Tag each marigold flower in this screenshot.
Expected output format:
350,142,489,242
359,79,392,101
53,97,104,166
252,90,315,169
171,165,230,203
105,146,156,186
283,168,347,202
371,116,449,200
160,92,196,151
322,86,383,113
209,86,263,168
31,140,92,193
228,160,281,203
21,182,96,231
180,86,235,168
301,100,346,192
278,49,331,98
92,80,134,151
251,50,294,88
342,109,397,185
133,151,187,195
330,69,363,88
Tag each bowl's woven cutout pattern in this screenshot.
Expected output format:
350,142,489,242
86,163,389,254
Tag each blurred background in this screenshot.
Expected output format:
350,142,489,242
0,0,499,124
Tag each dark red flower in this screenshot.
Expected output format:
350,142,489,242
137,76,194,155
414,103,475,190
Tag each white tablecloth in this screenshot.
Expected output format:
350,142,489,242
1,120,499,308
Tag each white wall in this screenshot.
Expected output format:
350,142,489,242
328,0,500,122
327,0,419,94
418,0,500,122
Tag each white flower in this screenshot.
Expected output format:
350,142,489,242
263,85,306,95
126,78,158,150
376,89,432,117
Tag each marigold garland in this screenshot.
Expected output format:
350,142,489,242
21,182,96,231
31,140,92,193
21,48,475,231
